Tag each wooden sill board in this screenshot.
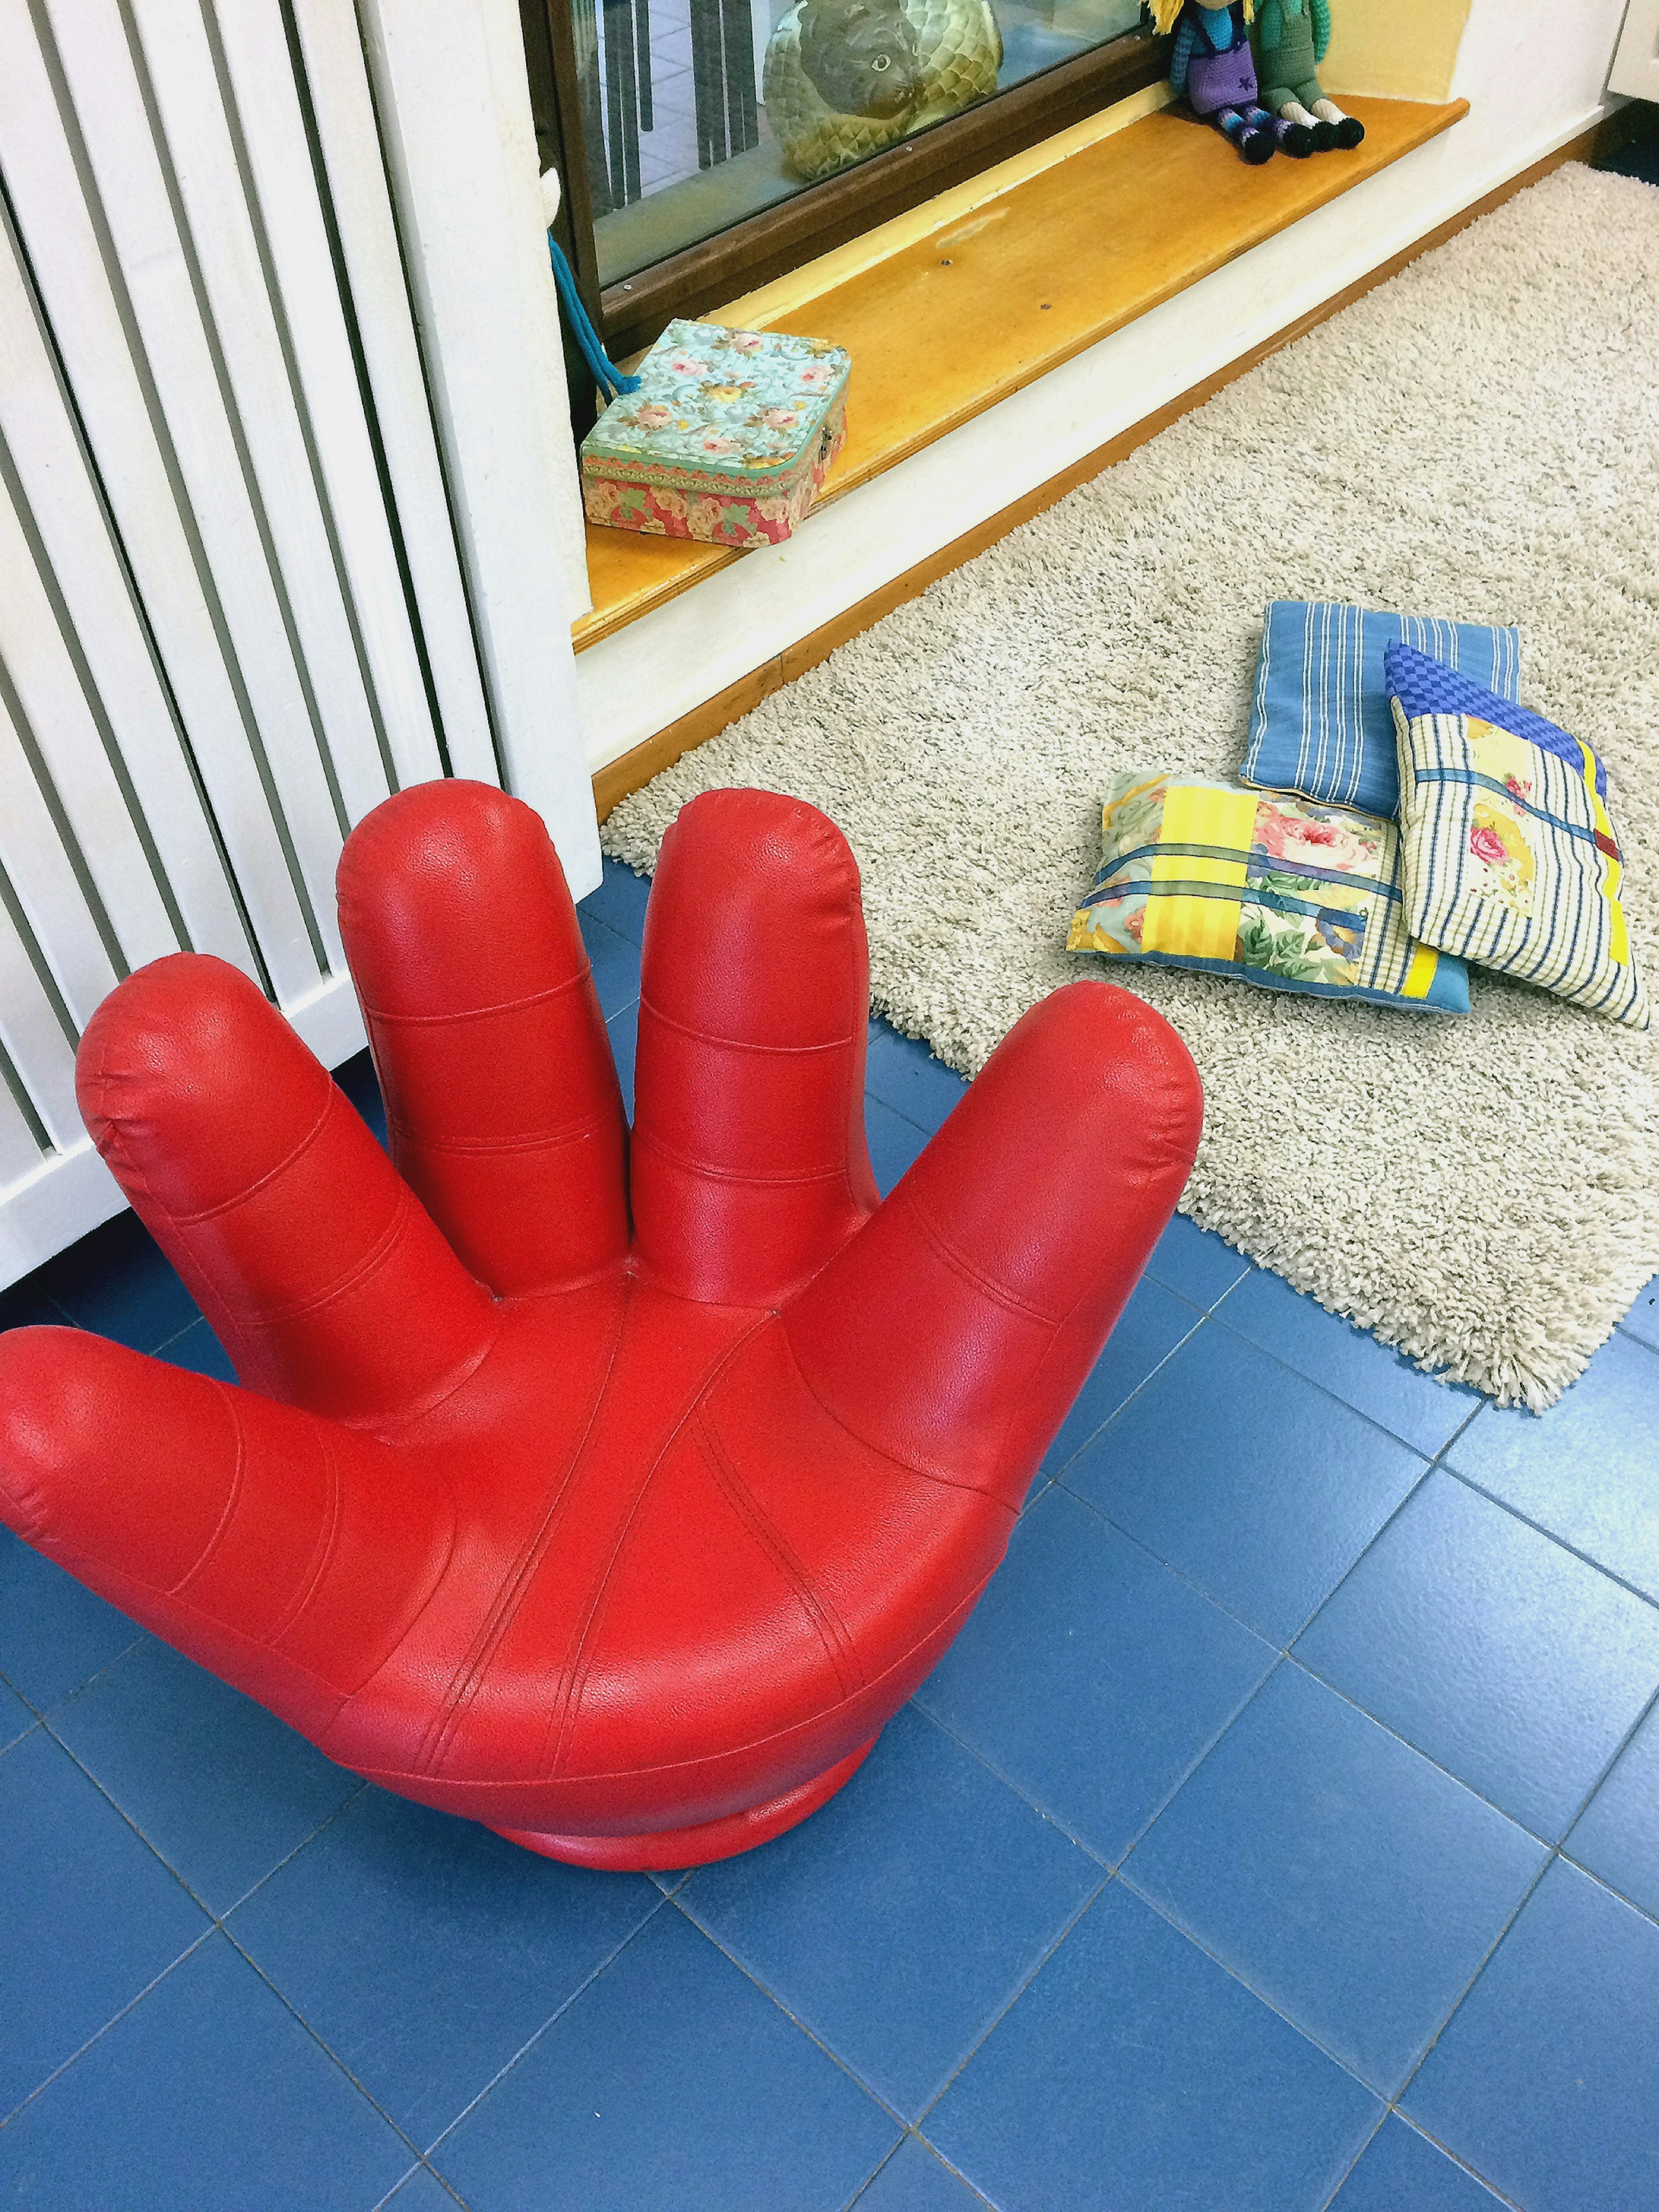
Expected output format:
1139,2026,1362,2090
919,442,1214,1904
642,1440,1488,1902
573,94,1465,652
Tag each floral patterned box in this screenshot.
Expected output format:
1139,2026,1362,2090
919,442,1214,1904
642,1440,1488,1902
580,318,850,549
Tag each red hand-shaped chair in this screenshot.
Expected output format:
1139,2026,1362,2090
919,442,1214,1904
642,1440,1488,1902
0,784,1200,1869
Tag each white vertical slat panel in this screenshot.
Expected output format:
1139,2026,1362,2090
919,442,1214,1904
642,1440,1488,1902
0,466,177,970
45,0,349,970
0,1072,46,1190
358,0,603,897
0,0,606,1284
0,699,120,1040
289,0,501,787
0,907,82,1154
125,0,393,832
0,0,323,1000
0,1138,123,1283
0,205,255,979
210,0,446,797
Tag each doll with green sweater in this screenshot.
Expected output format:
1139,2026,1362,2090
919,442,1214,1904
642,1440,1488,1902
1250,0,1365,150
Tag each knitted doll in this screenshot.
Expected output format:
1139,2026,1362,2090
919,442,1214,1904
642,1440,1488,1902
1152,2,1311,165
1250,0,1365,150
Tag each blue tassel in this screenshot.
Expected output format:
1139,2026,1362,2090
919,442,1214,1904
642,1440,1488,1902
548,236,642,407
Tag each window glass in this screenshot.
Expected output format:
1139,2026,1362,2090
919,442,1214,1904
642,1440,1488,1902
580,0,1148,287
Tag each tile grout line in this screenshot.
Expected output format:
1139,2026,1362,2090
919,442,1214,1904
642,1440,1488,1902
214,1920,439,2172
842,2130,1000,2212
150,1312,211,1360
0,1925,219,2133
1383,1843,1564,2120
0,1633,149,1727
906,1694,1116,1871
1041,1301,1211,1478
913,1639,1271,1878
662,1887,919,2130
1269,1407,1487,1646
1438,1461,1659,1615
906,1871,1114,2134
1375,2117,1531,2212
912,1539,1659,2188
1555,1841,1659,1933
1207,1297,1492,1452
40,1708,370,1922
1069,1441,1641,1867
1365,1819,1659,2167
366,2149,477,2210
1035,1319,1486,1693
1050,1469,1289,1645
1111,1861,1406,2108
1140,1297,1471,1464
19,1734,435,2167
1049,1478,1543,1838
920,1473,1653,2103
415,1894,674,2164
367,2158,426,2211
1274,1651,1575,1854
0,1741,389,2139
205,1778,373,1918
1310,2102,1534,2212
1310,2105,1391,2212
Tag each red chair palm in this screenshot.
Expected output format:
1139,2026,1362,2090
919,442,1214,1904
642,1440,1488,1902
0,785,1200,1869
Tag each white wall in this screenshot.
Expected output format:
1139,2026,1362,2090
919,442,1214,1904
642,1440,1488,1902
575,0,1631,771
1610,0,1659,99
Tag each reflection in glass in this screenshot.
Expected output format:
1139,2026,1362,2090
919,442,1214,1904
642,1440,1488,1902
586,0,1147,286
765,0,1002,184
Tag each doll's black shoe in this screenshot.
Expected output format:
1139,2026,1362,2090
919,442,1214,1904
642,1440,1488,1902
1239,124,1276,164
1331,115,1365,149
1277,119,1316,157
1312,118,1338,151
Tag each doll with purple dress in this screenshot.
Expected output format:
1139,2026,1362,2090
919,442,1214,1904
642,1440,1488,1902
1151,0,1313,164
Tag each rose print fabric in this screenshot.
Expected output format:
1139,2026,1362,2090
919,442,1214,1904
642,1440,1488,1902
1387,643,1648,1030
1068,769,1468,1014
581,317,851,547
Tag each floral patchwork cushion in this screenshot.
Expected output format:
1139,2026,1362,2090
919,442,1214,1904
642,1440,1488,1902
1240,601,1523,818
1068,769,1469,1014
1387,643,1648,1030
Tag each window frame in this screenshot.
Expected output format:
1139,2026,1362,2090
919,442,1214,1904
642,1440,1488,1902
519,1,1169,365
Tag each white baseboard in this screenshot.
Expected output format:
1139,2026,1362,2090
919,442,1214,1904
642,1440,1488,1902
577,99,1609,776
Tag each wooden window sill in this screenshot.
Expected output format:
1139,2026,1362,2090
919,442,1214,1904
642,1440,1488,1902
572,92,1467,653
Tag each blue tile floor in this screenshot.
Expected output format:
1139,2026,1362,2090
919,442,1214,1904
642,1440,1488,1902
2,856,1657,2209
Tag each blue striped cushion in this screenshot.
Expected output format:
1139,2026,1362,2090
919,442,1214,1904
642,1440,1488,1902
1241,602,1523,818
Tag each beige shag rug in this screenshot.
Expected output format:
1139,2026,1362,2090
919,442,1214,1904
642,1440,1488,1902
604,162,1659,1408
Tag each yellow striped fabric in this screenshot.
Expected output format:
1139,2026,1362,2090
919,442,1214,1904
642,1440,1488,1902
1068,768,1468,1015
1394,705,1648,1031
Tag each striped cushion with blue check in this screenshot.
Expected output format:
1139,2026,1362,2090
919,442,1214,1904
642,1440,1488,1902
1241,602,1523,818
1388,643,1647,1031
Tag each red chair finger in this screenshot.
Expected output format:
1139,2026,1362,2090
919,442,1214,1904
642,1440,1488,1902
631,790,878,1308
76,952,496,1426
0,1327,448,1741
784,980,1204,1510
337,781,628,1298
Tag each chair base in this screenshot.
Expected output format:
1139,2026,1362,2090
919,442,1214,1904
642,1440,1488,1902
492,1735,880,1871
